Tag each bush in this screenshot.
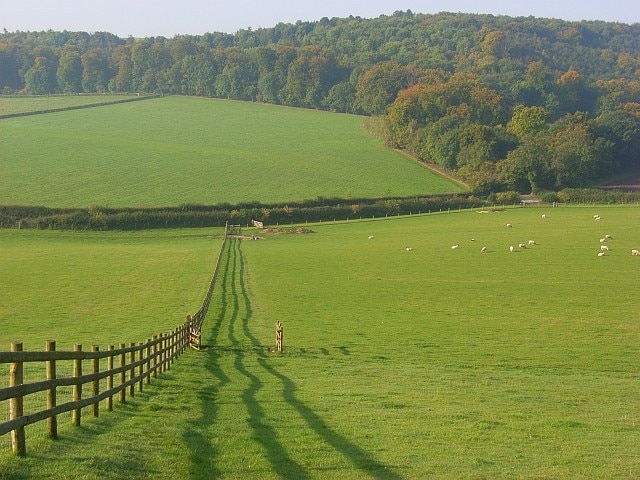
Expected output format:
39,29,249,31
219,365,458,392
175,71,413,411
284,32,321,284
494,191,520,205
540,191,559,203
558,188,640,204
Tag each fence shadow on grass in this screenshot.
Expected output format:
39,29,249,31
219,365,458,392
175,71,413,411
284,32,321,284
232,239,404,480
180,240,234,480
181,238,403,479
229,239,310,479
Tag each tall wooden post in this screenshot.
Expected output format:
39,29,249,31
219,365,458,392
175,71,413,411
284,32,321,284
91,345,99,417
138,342,144,392
72,344,82,427
9,341,26,456
169,329,175,365
152,335,158,378
145,338,151,386
129,343,135,398
276,321,283,353
46,340,58,439
119,343,126,404
161,333,167,373
107,345,114,411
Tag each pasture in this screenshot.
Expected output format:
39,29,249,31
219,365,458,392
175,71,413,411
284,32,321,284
1,206,639,478
0,96,464,208
0,227,224,349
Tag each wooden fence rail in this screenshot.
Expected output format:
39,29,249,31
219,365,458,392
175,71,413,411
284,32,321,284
0,322,190,455
189,222,229,350
1,223,230,456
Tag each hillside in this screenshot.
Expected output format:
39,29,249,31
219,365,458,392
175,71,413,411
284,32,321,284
1,11,639,193
0,96,464,208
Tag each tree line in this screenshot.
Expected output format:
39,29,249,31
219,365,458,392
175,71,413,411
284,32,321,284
1,10,639,194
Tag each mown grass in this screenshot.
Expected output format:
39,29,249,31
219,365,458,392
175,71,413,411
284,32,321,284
1,206,639,478
0,95,144,116
0,227,224,350
0,96,464,208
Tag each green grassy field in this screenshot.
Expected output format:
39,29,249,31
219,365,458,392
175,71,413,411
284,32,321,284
0,227,224,349
0,95,144,117
0,96,464,208
1,206,639,478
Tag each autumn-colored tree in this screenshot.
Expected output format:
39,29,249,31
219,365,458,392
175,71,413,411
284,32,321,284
507,105,549,139
354,61,420,115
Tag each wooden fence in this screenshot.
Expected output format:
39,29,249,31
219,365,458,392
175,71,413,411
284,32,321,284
0,324,190,456
188,223,229,350
0,222,231,456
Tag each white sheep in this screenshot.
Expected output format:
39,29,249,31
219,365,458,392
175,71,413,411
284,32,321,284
528,240,536,246
506,223,513,228
605,234,612,239
509,245,514,253
519,243,526,249
632,249,640,256
368,235,374,240
593,214,600,218
600,238,606,243
598,252,605,257
600,245,609,252
595,216,601,221
481,246,487,253
405,247,413,251
451,244,459,249
541,214,546,219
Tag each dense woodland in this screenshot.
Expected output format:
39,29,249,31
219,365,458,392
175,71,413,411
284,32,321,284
2,10,640,194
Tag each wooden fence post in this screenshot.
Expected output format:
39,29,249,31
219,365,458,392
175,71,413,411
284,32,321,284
72,344,82,427
91,345,99,417
276,321,283,353
46,340,57,439
9,341,26,456
169,330,174,367
164,333,169,371
152,335,158,378
172,328,178,364
145,338,151,386
129,343,135,398
161,333,167,373
138,342,144,392
119,343,126,404
107,345,114,411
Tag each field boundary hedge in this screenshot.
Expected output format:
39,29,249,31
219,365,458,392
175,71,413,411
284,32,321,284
0,194,486,231
0,94,160,119
2,189,639,231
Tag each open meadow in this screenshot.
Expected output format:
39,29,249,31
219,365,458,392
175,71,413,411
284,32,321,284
1,205,639,478
0,96,464,208
0,227,224,349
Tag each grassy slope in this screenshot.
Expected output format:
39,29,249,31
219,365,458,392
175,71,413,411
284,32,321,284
1,206,639,478
0,96,464,208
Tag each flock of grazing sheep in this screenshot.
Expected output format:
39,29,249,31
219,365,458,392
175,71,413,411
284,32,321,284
590,213,640,257
367,211,639,257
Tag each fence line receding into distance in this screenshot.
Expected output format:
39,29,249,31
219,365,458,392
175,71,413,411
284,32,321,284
0,223,229,456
